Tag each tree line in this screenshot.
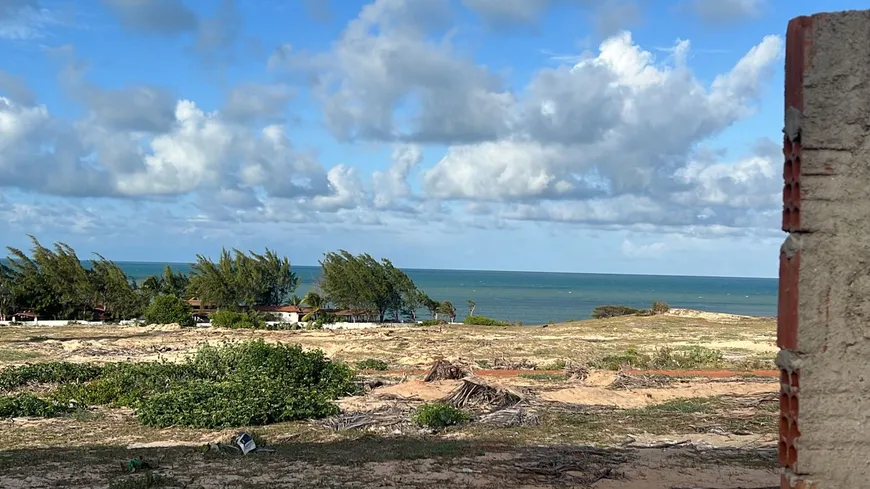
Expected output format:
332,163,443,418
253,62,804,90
0,236,456,323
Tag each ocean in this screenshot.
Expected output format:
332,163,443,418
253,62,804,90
111,262,777,324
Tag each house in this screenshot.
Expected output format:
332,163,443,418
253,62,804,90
11,310,38,323
253,305,305,323
184,300,308,323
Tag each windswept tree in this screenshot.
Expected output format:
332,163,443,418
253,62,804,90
439,301,457,323
141,265,189,300
89,254,144,320
467,300,476,317
4,237,94,320
318,250,428,322
187,248,298,310
2,236,142,321
421,293,440,320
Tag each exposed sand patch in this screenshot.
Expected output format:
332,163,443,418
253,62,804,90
373,380,461,401
539,381,776,409
665,308,767,322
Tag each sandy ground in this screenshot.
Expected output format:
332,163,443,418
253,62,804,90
0,310,777,369
0,312,781,488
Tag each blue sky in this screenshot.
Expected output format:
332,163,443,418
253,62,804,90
0,0,860,278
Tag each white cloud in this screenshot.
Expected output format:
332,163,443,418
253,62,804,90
420,32,783,231
0,0,787,243
372,145,423,208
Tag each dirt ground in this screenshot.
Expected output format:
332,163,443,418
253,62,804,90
0,311,781,488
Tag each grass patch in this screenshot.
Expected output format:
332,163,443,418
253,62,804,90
590,346,724,370
537,359,567,370
0,340,356,429
0,348,44,363
518,373,566,382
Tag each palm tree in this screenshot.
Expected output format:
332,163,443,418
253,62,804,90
301,291,326,322
288,294,303,307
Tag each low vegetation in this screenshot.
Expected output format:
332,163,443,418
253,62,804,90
0,340,356,429
591,301,671,319
463,315,510,326
413,403,470,429
591,345,725,370
143,294,194,327
355,358,389,371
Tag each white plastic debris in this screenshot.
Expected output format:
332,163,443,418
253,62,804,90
235,432,256,455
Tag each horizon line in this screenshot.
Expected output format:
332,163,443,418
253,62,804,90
2,259,775,281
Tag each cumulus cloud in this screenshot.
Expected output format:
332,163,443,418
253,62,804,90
291,0,513,143
372,145,423,209
1,0,787,241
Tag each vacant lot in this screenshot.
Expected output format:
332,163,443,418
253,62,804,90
0,311,780,488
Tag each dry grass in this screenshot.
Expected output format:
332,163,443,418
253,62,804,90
0,312,780,488
0,313,777,370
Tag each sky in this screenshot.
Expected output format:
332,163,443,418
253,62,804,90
0,0,862,278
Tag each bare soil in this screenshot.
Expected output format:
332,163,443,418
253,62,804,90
0,311,780,488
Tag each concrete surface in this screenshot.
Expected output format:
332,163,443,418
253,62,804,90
780,9,870,489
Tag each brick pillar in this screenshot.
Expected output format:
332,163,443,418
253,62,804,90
778,10,870,489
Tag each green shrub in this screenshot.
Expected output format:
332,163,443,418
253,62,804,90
650,301,670,315
420,319,447,326
355,359,389,371
463,315,509,326
143,295,194,327
137,380,340,429
209,310,263,329
413,403,469,429
0,362,104,391
591,305,641,319
0,393,68,418
51,340,356,428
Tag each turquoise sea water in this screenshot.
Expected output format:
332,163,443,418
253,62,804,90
108,262,777,324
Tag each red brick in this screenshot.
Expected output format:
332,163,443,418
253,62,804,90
777,252,799,350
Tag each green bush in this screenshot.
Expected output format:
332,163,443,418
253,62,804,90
463,315,509,326
49,340,356,428
137,380,340,429
0,393,68,418
355,359,389,371
143,295,194,327
420,319,447,326
413,403,469,429
0,362,104,392
209,310,264,329
591,305,641,319
650,301,670,315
